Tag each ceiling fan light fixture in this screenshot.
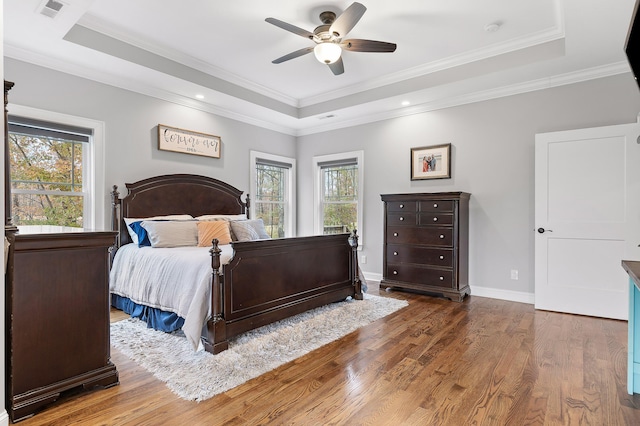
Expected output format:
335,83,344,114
314,43,342,64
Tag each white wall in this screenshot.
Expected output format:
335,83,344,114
4,58,297,229
297,74,640,300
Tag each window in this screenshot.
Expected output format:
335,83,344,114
7,106,105,230
313,151,364,245
250,151,296,238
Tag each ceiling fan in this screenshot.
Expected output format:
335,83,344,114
265,2,397,76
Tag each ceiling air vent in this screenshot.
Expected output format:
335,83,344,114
39,0,64,19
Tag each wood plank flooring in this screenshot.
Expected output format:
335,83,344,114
16,284,640,425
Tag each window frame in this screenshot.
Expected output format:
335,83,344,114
8,104,105,230
249,150,296,238
313,150,364,247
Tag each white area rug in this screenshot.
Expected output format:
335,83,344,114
110,293,408,402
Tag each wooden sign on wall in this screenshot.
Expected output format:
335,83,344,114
157,124,221,158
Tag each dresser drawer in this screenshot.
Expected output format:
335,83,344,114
387,226,453,246
387,212,417,226
418,212,453,226
385,264,454,289
387,201,417,212
387,244,453,267
420,200,454,212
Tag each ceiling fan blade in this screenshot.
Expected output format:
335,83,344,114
340,39,397,53
328,57,345,75
272,46,314,64
265,17,315,40
329,2,366,38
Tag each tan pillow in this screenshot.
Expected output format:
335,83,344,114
141,220,198,248
124,215,193,246
197,221,232,247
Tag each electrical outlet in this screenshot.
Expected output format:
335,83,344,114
361,255,367,264
510,269,519,280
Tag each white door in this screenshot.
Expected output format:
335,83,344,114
535,122,640,320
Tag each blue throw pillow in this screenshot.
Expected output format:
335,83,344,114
129,221,151,247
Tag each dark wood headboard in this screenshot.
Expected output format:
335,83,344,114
111,174,249,247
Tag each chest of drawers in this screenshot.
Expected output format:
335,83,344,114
380,192,470,301
5,230,119,421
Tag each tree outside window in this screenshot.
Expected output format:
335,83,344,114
321,163,358,234
255,162,287,238
313,151,364,245
251,152,295,238
8,118,89,228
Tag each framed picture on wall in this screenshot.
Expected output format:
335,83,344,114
410,143,451,180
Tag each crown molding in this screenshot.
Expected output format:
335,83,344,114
295,62,630,136
4,44,297,136
5,42,629,138
77,15,299,108
77,10,566,111
299,25,566,108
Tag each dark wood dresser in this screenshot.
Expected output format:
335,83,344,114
5,230,119,422
380,192,471,302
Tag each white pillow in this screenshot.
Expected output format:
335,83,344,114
195,214,247,222
124,215,193,245
140,220,198,248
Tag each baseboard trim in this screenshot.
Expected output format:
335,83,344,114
469,286,535,305
363,272,382,283
0,410,9,426
362,272,534,305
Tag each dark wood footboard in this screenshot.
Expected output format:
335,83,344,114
203,232,362,354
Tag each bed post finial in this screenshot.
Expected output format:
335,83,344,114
349,230,363,300
110,185,121,253
203,238,229,353
111,185,120,202
245,193,251,218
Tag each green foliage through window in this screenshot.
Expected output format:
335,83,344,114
321,163,358,234
255,163,287,238
9,132,84,227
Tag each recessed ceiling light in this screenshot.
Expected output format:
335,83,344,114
195,94,205,100
401,100,411,106
484,22,501,33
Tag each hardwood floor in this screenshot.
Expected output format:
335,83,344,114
16,284,640,425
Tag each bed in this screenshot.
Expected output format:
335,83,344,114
109,174,363,354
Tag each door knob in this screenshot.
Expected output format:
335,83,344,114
537,227,553,234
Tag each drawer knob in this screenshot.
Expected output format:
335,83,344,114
399,204,404,208
393,251,398,256
440,234,445,239
393,232,398,237
434,203,438,208
433,217,438,222
393,270,398,275
439,276,444,280
440,255,444,260
399,217,404,221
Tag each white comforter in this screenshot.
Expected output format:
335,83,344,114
109,243,234,350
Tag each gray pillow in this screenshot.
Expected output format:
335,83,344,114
230,221,260,241
247,219,271,239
